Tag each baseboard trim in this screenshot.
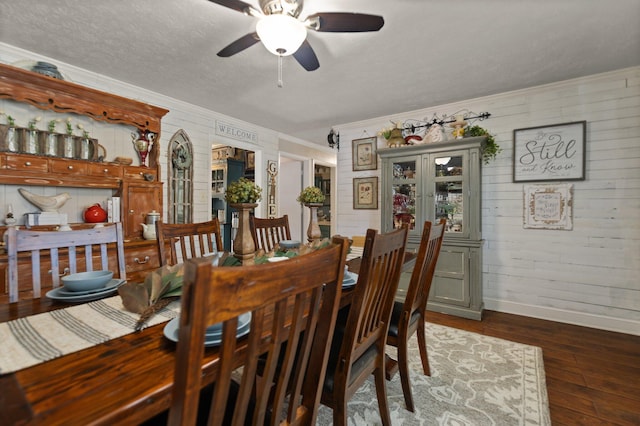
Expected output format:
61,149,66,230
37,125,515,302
484,298,640,336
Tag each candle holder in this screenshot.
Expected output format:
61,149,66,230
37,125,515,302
131,129,155,167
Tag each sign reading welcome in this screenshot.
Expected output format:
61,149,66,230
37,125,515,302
215,120,258,144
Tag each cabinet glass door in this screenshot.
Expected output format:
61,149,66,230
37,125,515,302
433,154,465,235
391,158,419,233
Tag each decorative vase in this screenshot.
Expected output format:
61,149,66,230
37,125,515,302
230,202,258,265
305,203,323,242
78,137,91,160
63,135,75,158
25,130,39,154
6,126,18,152
44,132,58,156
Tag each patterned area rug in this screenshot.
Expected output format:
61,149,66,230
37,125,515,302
316,323,550,425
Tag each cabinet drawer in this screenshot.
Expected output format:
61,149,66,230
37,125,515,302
87,162,123,178
124,166,157,181
49,159,88,175
4,154,48,172
124,244,160,276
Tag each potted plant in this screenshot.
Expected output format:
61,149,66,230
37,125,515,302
225,177,262,204
225,178,262,264
296,185,325,206
297,186,325,242
465,125,502,165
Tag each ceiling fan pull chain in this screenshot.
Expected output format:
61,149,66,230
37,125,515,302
278,54,284,88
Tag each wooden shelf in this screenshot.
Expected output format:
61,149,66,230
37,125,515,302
0,63,168,168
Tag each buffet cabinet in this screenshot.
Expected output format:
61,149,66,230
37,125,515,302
0,63,168,301
378,136,485,320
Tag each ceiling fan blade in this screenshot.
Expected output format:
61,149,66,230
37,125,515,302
217,32,260,57
293,40,320,71
207,0,259,15
305,12,384,32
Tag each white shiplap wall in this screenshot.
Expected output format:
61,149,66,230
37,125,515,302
334,67,640,335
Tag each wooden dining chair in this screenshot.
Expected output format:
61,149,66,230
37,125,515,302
167,236,350,426
155,219,223,266
386,219,446,412
320,225,409,426
250,215,291,252
5,223,126,303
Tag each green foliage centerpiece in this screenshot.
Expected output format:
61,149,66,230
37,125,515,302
225,177,262,265
297,186,325,242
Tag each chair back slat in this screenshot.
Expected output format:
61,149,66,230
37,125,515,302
250,215,291,252
155,219,223,266
347,227,408,355
5,223,126,303
406,219,446,316
168,236,349,426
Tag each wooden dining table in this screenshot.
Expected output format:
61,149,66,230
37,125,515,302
0,251,416,425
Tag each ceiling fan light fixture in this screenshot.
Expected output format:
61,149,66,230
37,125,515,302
256,14,306,56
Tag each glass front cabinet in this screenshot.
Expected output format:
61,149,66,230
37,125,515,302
379,136,485,320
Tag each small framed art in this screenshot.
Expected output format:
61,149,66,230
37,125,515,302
353,177,378,209
523,183,573,230
352,137,377,171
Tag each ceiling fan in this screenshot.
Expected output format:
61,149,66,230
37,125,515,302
209,0,384,71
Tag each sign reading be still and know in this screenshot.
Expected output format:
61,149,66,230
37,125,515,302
513,121,586,182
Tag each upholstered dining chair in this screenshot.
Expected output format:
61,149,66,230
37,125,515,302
167,236,350,426
250,215,291,252
386,219,446,412
320,225,409,426
5,222,126,303
155,219,223,266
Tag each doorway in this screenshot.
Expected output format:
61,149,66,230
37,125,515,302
211,144,255,251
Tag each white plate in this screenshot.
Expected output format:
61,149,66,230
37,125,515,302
56,279,124,296
164,313,252,347
46,279,124,303
267,256,289,263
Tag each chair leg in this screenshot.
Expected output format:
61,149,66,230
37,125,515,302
397,336,415,412
332,397,349,426
374,365,392,426
416,317,431,376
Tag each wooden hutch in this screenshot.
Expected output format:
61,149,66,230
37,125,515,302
0,63,169,301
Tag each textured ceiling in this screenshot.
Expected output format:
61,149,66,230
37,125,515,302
1,0,639,145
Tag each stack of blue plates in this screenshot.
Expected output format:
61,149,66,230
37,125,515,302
342,271,358,289
46,279,125,303
164,312,252,347
31,62,64,80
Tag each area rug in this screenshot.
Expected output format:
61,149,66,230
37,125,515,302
316,323,551,425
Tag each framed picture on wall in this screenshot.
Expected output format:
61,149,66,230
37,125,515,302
353,177,378,209
523,184,573,230
352,137,377,171
245,151,255,171
513,121,586,182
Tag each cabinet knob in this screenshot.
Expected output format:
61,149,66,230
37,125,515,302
134,256,150,264
103,168,108,173
67,165,73,170
129,209,134,213
25,161,31,166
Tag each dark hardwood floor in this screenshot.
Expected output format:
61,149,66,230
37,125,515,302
425,310,640,426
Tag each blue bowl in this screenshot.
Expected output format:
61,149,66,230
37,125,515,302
61,270,114,292
279,240,300,249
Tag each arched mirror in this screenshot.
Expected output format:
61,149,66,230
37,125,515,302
168,129,194,223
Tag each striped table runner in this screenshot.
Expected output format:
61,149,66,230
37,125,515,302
0,296,180,375
346,246,363,261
